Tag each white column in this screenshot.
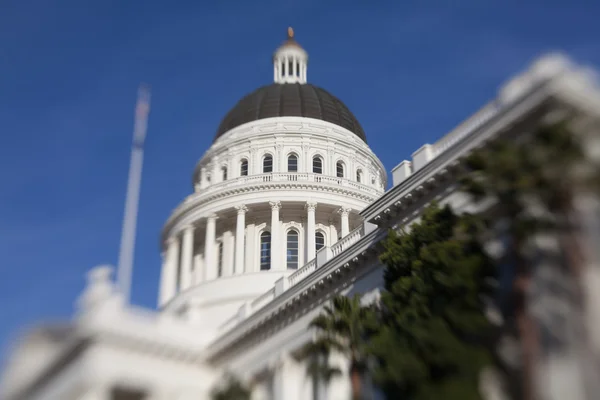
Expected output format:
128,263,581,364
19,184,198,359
339,207,351,237
204,215,217,280
306,201,317,260
159,236,179,306
223,231,235,276
212,159,220,184
273,63,277,82
293,57,297,77
270,201,282,271
193,254,203,284
200,167,208,189
235,205,247,274
246,222,255,272
180,225,194,290
329,218,338,245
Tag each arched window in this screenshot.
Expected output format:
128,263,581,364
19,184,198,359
217,242,224,277
222,166,228,181
356,170,363,183
287,154,298,172
260,232,271,270
315,231,325,252
206,173,211,183
312,156,323,174
263,155,273,173
371,176,376,185
286,229,299,269
240,159,248,176
336,161,345,178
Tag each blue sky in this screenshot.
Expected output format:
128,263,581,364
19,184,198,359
0,0,598,356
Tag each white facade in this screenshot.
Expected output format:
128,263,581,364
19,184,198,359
3,33,600,400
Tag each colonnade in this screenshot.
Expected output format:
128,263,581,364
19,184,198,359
158,202,353,306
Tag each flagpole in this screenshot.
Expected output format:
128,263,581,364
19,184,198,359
117,85,151,303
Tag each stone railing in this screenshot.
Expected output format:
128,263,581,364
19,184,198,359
250,286,276,311
288,258,317,287
224,224,368,332
190,172,382,200
331,226,364,257
433,102,499,157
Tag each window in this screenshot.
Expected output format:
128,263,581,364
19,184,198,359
288,154,298,172
296,62,300,77
207,173,211,183
222,166,228,181
217,241,224,277
281,62,285,76
336,161,344,178
260,232,271,270
312,156,323,174
371,176,376,185
240,159,248,176
286,229,299,269
263,155,273,173
315,232,325,252
356,170,363,183
288,61,293,76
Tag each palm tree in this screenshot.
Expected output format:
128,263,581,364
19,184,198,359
524,121,600,284
297,340,342,400
307,294,376,400
462,134,546,400
210,374,251,400
461,119,600,400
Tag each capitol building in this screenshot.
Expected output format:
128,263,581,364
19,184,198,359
2,29,600,400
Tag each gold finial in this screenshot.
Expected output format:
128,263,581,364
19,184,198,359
287,27,294,39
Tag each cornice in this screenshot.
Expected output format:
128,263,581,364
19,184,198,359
361,77,558,224
162,176,382,241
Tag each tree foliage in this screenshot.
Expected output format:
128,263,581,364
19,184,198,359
460,120,600,400
303,294,378,399
210,375,251,400
371,203,496,399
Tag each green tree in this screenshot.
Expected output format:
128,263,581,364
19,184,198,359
210,375,251,400
370,203,495,399
306,294,377,400
461,120,600,400
297,340,342,400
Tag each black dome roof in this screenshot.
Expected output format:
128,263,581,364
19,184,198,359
214,83,366,143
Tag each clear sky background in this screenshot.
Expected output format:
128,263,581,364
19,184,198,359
0,0,598,358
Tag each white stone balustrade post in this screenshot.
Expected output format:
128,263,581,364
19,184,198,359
235,205,247,274
180,225,195,290
159,236,179,306
204,215,218,280
306,201,317,260
270,201,282,270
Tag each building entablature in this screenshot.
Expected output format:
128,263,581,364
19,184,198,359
162,175,379,241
